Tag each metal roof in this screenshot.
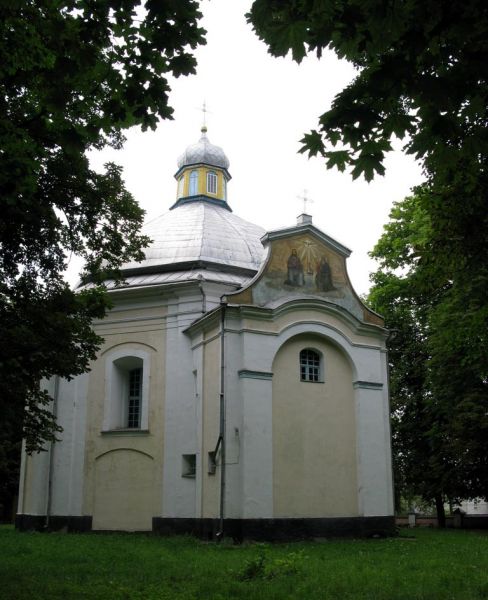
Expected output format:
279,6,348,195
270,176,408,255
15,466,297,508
176,130,230,170
99,269,254,291
120,200,265,276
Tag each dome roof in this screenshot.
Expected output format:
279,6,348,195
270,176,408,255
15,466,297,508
120,201,265,277
177,128,230,171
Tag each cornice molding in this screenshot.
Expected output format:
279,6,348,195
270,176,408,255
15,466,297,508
353,381,384,390
261,223,351,257
238,370,273,380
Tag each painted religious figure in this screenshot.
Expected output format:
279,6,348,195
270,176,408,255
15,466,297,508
285,249,304,286
315,257,335,292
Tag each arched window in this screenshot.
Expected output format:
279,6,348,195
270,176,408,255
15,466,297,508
206,170,217,195
189,170,199,195
103,350,150,431
300,348,322,382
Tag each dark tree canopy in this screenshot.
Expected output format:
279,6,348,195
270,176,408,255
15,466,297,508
0,0,206,473
248,0,488,275
368,187,487,518
248,1,487,179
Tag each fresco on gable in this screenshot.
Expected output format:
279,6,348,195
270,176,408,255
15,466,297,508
249,234,365,321
228,232,383,325
266,235,347,297
285,249,304,286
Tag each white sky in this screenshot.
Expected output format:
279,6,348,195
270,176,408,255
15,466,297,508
86,0,424,295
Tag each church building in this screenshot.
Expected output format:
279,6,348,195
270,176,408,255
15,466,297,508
16,127,394,539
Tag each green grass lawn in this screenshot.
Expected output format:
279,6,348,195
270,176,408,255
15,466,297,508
1,526,487,599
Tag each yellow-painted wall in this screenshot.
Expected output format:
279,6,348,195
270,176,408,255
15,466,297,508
178,167,226,201
92,449,156,530
82,306,166,530
272,334,358,517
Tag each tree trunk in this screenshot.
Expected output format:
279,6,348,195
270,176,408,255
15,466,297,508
435,494,446,528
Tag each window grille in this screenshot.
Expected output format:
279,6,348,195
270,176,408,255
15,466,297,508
128,368,142,428
300,349,321,382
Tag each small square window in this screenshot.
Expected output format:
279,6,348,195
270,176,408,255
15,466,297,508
182,454,196,478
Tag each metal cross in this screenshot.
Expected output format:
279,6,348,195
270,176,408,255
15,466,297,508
297,189,314,214
198,100,211,129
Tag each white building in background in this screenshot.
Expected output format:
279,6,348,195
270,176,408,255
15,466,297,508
458,500,488,515
17,127,394,539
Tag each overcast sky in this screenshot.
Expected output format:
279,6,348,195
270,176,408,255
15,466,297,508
86,0,424,295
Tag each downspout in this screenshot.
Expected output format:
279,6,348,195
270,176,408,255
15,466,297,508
216,299,227,540
45,375,60,530
198,275,207,314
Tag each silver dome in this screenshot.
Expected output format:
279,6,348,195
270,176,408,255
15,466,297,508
177,129,230,171
121,201,265,276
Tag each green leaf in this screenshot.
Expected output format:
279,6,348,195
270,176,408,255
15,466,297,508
324,150,351,172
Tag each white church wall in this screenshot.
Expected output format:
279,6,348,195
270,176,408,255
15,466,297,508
50,374,89,516
354,383,393,516
162,289,203,519
18,373,89,519
381,349,395,514
191,335,205,519
238,374,274,518
220,324,245,519
18,379,53,516
19,447,50,516
201,329,221,519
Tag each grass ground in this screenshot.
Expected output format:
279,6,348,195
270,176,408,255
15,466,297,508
0,526,487,599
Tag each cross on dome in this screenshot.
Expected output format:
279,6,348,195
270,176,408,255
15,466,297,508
198,100,212,133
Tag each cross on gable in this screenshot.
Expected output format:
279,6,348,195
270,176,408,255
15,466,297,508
297,189,314,214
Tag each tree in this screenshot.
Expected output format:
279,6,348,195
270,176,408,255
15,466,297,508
0,0,206,512
248,0,488,517
368,187,487,523
247,0,488,359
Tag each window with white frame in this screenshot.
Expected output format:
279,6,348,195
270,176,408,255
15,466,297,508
299,348,323,382
103,350,150,432
206,170,217,195
189,169,199,195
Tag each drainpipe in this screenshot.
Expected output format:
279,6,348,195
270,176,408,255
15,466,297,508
45,375,60,530
197,275,207,314
216,299,227,540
